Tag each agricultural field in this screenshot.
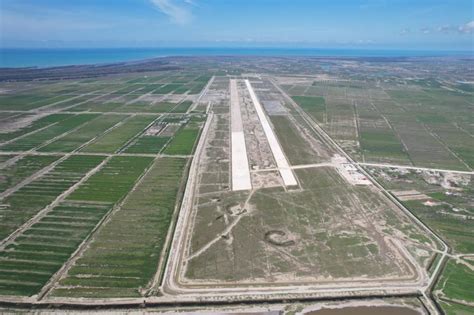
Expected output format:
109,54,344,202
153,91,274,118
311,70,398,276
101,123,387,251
52,157,188,298
0,57,472,314
1,114,99,152
80,115,158,153
367,167,473,253
0,155,60,193
0,70,207,300
436,259,474,306
0,155,106,240
279,76,474,170
366,166,473,312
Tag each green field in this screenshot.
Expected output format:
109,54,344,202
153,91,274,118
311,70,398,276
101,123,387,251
0,94,73,111
68,156,153,203
269,115,324,165
437,259,474,305
39,114,127,152
0,155,106,241
0,201,113,296
359,130,410,162
0,155,60,193
1,114,98,151
163,127,200,155
0,114,71,142
53,157,187,298
123,136,170,154
81,115,157,153
292,95,326,122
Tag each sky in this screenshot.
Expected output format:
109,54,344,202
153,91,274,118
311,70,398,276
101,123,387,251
1,0,473,50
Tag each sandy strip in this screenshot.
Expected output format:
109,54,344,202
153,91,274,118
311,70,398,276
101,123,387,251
245,79,297,187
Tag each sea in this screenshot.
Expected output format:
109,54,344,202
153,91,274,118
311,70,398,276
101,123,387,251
0,47,472,68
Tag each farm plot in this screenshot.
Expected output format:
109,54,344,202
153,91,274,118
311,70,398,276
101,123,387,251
188,75,212,94
359,129,409,164
383,87,473,170
67,101,124,113
42,94,104,112
422,122,474,169
115,101,179,113
139,84,164,93
324,98,358,142
436,259,474,307
162,119,202,156
81,115,157,153
0,155,106,241
292,95,326,123
67,156,153,203
38,114,127,152
0,202,113,296
154,84,183,94
0,114,71,143
0,155,60,193
0,155,14,164
123,136,170,154
0,114,99,152
0,156,152,297
387,116,468,170
0,93,73,111
170,100,193,113
52,157,188,298
357,107,410,164
367,167,473,253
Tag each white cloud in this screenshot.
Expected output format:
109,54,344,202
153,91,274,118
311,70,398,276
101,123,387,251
400,28,410,35
437,25,457,33
458,21,474,34
150,0,193,25
420,27,431,34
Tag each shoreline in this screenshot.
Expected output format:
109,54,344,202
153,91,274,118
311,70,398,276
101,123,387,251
1,47,472,69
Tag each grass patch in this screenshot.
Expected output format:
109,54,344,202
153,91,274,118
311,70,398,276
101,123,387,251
292,95,326,122
163,128,199,155
53,158,188,298
81,115,156,153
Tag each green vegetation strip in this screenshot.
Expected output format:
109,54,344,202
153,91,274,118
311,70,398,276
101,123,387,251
437,259,474,306
359,130,409,161
0,114,71,143
0,156,152,297
0,155,60,193
81,115,156,153
0,202,113,296
269,115,320,165
68,156,153,203
0,155,106,241
52,157,187,298
1,114,99,152
292,95,326,122
163,127,199,155
171,101,193,113
403,199,474,253
0,94,72,111
123,136,170,154
39,114,127,152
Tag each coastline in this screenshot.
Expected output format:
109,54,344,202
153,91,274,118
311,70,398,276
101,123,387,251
1,47,472,68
